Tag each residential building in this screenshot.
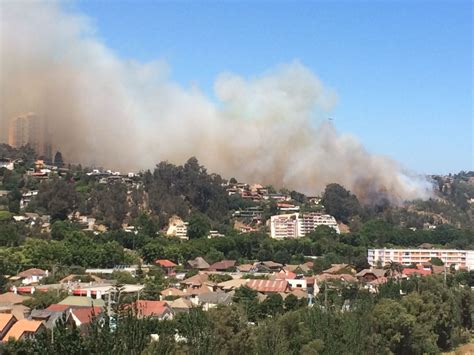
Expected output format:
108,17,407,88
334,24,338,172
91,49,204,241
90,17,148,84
155,259,177,276
207,260,236,272
166,216,188,240
0,314,17,341
131,301,174,320
270,212,339,239
2,319,44,341
16,268,48,285
371,248,474,270
187,257,210,270
246,279,289,293
367,248,474,270
8,113,52,160
0,158,14,171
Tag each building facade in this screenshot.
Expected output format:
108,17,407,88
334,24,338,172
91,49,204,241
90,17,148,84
270,213,339,239
368,248,474,270
8,113,51,160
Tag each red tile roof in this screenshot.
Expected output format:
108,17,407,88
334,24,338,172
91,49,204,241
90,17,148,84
246,279,288,293
155,259,177,268
132,300,171,317
70,307,102,324
46,304,70,312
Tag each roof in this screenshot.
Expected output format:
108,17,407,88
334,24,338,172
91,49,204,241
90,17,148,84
217,279,248,290
273,271,297,280
46,304,71,312
323,264,350,274
246,279,288,293
29,309,65,329
355,268,386,278
290,289,308,299
237,264,255,272
0,304,30,320
261,261,283,269
161,287,185,297
17,268,47,278
187,257,210,270
155,259,177,268
403,268,432,277
316,274,357,283
58,296,105,308
70,307,102,325
169,297,193,310
0,314,16,332
0,292,31,305
208,260,236,271
181,273,209,286
3,319,43,341
283,264,311,273
184,285,211,296
198,291,233,305
133,300,171,317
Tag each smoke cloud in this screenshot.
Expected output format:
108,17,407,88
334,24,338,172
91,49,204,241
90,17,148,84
0,2,432,204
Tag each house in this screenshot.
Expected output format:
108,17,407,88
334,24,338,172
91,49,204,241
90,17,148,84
187,257,210,270
2,319,45,341
29,309,67,329
316,273,357,283
246,279,289,293
58,296,105,308
16,268,48,285
0,158,14,171
0,314,17,341
217,279,248,291
355,269,388,283
323,264,356,275
160,287,185,299
168,297,194,314
207,260,236,272
197,291,233,311
237,264,257,273
402,268,432,278
283,264,311,274
0,293,31,320
131,300,174,320
0,292,31,305
155,259,178,276
180,273,211,289
257,261,283,272
67,307,102,330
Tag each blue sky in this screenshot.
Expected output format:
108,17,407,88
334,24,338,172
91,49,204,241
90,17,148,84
74,0,472,174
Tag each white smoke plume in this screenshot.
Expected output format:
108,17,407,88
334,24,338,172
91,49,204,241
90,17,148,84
0,1,433,204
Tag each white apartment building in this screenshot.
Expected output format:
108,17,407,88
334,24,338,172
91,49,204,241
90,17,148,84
368,248,474,270
270,213,339,239
166,216,189,240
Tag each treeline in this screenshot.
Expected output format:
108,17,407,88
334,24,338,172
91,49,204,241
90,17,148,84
2,215,474,279
1,274,472,355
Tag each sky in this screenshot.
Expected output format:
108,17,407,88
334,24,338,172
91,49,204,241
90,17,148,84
68,0,471,173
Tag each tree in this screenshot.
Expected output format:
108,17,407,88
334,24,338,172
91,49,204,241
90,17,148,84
53,151,64,168
321,184,361,223
187,212,211,239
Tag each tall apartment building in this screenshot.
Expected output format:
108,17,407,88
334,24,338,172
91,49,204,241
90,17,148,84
8,113,51,160
270,212,339,239
368,248,474,270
